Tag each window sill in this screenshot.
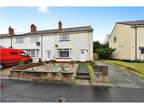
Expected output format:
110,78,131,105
59,40,70,42
56,57,71,59
16,43,23,44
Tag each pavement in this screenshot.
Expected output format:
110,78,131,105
1,78,144,102
77,62,89,74
0,68,11,77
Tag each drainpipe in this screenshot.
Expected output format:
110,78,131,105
41,34,43,61
10,36,12,48
134,25,137,61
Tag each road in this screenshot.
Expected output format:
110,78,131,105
1,79,144,102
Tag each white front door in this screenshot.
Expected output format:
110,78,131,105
79,50,87,62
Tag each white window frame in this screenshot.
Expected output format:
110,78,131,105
57,48,71,58
23,49,39,58
31,37,39,43
16,37,23,44
60,34,70,41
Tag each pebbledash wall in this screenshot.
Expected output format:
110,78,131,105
0,21,93,62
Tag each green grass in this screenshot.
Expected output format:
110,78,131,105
100,60,144,76
88,63,95,84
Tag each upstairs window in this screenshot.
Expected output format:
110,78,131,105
16,37,23,43
60,34,70,41
31,37,39,43
113,37,117,43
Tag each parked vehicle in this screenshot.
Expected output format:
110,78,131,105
0,48,33,69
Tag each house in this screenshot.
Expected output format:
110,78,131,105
0,21,93,62
109,20,144,61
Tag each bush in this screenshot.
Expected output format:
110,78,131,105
88,64,95,84
95,48,115,59
19,60,25,66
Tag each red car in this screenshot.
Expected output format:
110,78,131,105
0,48,33,69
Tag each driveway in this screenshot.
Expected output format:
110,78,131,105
96,61,144,88
1,79,144,102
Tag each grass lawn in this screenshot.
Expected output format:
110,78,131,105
100,60,144,76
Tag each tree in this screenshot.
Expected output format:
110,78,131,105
93,40,101,53
95,48,115,59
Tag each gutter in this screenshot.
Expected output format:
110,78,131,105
135,26,137,61
133,25,138,61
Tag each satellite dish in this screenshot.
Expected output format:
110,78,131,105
36,42,40,46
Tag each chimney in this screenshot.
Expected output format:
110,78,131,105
8,26,14,35
58,21,62,30
31,24,37,32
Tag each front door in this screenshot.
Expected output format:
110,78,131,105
79,49,87,62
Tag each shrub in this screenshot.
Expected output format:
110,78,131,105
95,48,115,59
88,63,95,84
19,60,25,66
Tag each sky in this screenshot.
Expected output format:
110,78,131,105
0,7,144,43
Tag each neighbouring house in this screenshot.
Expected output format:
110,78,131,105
0,21,93,62
109,20,144,61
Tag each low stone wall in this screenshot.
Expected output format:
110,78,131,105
10,70,74,82
93,65,108,82
14,63,43,70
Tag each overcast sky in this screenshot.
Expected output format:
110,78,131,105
0,7,144,43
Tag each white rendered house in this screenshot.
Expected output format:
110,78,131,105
0,21,93,62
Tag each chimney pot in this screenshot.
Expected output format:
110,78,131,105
8,26,14,36
58,21,62,30
31,24,37,32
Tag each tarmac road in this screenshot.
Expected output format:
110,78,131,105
1,79,144,102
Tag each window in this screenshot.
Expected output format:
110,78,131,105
30,49,39,57
10,52,18,55
31,50,35,57
21,52,28,57
58,49,70,58
113,37,116,43
31,37,39,43
16,37,23,43
23,49,39,57
60,34,70,41
141,49,144,54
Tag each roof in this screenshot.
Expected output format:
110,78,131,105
117,20,144,26
25,26,93,35
0,26,93,38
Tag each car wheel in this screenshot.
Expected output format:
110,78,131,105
0,63,4,69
